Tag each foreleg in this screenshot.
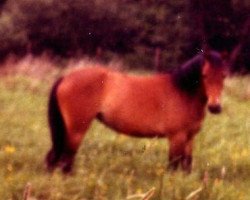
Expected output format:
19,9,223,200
168,133,187,171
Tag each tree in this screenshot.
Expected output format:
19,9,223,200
0,0,249,72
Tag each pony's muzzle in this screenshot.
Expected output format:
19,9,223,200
208,104,222,114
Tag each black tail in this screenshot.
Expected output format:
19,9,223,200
46,77,66,171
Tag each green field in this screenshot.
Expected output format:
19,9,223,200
0,73,250,200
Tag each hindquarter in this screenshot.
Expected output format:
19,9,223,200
56,68,107,130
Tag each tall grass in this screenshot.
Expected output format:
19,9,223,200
0,59,249,199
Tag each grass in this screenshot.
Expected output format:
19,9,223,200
0,71,249,200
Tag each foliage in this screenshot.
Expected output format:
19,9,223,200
0,0,249,70
0,0,138,56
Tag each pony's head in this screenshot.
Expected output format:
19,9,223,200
172,50,227,114
202,51,227,114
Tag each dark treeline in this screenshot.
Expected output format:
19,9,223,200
0,0,249,72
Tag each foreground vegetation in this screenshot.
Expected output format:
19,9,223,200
0,69,249,199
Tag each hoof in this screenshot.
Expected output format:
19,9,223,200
45,150,60,172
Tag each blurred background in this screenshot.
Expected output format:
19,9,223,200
0,0,249,72
0,1,250,200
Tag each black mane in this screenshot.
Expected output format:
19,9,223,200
172,51,223,94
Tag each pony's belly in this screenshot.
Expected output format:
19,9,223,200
97,113,166,137
97,109,203,138
99,98,205,138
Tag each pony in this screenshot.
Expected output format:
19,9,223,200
46,50,227,174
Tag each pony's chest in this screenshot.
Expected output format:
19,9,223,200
162,99,205,131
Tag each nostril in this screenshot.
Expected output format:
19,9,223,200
208,105,222,114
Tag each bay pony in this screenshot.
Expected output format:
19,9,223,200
46,51,226,173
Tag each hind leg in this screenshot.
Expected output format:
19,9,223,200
56,105,99,173
46,127,87,174
54,74,105,173
46,148,61,172
46,122,67,172
59,119,93,174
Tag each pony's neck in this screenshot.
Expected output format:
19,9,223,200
172,54,205,95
